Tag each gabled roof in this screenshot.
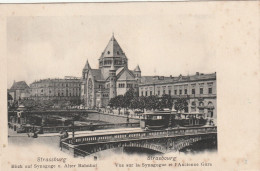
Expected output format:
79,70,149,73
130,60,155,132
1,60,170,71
10,81,29,90
100,34,127,59
117,69,136,81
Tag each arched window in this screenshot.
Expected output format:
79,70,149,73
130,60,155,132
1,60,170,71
208,102,214,108
199,102,204,113
191,101,196,112
207,101,214,117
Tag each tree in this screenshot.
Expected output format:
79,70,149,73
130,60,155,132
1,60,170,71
108,97,116,108
43,100,55,110
160,94,173,109
22,99,39,111
9,100,18,111
174,98,188,113
108,95,124,114
129,96,140,110
59,100,69,109
145,95,160,111
138,96,147,112
123,88,136,114
109,88,138,115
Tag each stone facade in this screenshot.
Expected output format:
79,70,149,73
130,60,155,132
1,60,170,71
29,76,81,103
139,72,217,119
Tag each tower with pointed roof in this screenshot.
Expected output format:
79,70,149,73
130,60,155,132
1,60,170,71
98,34,128,79
134,65,141,83
81,34,141,108
82,60,91,79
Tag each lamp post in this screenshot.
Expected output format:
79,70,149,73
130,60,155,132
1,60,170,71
70,113,76,144
72,116,75,138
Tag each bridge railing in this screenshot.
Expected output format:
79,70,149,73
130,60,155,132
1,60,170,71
18,122,140,133
64,126,217,145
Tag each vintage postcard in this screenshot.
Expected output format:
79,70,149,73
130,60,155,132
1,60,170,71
0,1,259,170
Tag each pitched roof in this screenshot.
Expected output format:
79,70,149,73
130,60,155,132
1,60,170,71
116,67,124,75
90,69,104,81
117,70,136,81
10,81,30,90
83,60,91,70
140,73,216,85
134,65,141,72
140,76,157,83
100,34,127,59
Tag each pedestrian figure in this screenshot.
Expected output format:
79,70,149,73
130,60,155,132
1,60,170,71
64,130,69,138
32,130,38,138
27,128,33,137
59,129,69,150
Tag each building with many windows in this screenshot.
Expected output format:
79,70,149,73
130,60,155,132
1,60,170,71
29,76,81,103
9,34,216,116
139,72,217,119
80,34,217,117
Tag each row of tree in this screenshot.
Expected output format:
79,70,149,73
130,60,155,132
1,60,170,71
108,88,188,114
8,98,83,111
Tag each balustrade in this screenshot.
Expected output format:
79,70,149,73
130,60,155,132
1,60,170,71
64,126,217,145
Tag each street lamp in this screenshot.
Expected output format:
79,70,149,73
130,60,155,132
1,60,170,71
72,114,75,139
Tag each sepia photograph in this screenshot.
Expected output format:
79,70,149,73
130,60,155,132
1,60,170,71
0,1,259,170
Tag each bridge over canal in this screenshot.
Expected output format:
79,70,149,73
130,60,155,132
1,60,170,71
61,126,217,157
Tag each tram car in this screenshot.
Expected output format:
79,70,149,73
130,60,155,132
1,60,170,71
140,110,172,130
174,112,207,127
140,110,207,130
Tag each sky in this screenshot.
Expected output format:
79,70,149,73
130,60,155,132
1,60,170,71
6,3,216,88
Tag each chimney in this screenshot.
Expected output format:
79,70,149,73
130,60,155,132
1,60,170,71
196,72,199,76
170,75,172,78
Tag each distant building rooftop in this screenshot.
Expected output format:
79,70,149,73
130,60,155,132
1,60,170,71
10,81,30,90
140,72,216,86
31,76,81,84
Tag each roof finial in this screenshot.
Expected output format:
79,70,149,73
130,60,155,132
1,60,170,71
111,32,114,40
